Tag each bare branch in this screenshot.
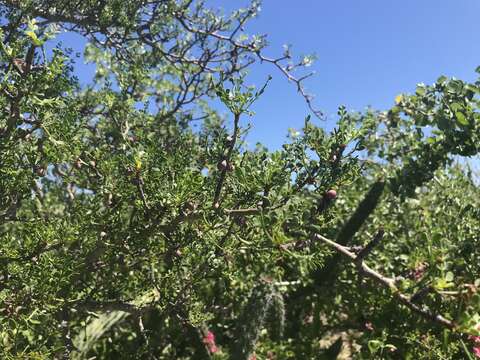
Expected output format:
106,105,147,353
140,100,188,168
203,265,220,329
314,233,456,330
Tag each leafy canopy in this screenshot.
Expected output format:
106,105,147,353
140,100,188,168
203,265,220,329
0,1,479,359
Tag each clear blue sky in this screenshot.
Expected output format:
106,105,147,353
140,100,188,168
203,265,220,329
230,0,480,148
58,1,480,150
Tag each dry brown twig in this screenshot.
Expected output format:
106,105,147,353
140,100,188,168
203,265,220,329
314,233,456,329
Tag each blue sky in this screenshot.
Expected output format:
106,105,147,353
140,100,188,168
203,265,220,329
231,0,480,148
57,1,480,150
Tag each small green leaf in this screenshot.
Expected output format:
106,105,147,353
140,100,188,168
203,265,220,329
437,75,448,84
25,30,43,46
368,340,382,353
455,112,469,126
450,103,462,112
416,86,426,96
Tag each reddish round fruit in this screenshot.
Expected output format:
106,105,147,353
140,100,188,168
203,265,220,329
325,189,337,200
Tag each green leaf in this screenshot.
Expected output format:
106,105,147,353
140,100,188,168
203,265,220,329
437,75,448,84
368,340,382,353
450,103,462,112
25,30,43,46
415,86,426,96
455,111,469,126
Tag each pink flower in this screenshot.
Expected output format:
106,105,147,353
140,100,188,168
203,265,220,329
203,330,219,354
249,354,257,360
204,331,215,344
473,346,480,358
364,321,374,331
469,335,480,344
209,344,218,354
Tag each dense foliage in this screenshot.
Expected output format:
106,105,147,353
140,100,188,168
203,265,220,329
0,1,479,359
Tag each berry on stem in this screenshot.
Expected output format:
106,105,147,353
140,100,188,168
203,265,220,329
325,189,337,200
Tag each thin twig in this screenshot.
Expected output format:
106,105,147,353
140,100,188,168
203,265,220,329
212,113,240,207
224,207,262,216
135,175,150,210
174,15,322,117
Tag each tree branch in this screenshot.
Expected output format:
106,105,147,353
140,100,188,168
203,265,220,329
212,112,240,207
314,233,456,330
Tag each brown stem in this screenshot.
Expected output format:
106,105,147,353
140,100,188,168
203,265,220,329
314,234,456,330
212,112,240,207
